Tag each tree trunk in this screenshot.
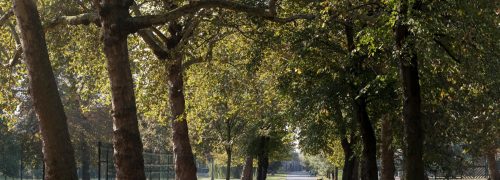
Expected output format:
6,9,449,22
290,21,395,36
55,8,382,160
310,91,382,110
333,167,338,180
344,17,378,180
381,117,395,180
257,136,270,180
226,119,232,180
226,147,232,180
394,1,424,179
241,156,253,180
354,98,378,180
98,1,146,179
341,137,357,180
167,56,198,180
80,135,91,180
487,147,498,180
12,0,78,179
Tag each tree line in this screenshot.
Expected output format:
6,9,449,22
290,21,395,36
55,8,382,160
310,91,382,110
0,0,498,180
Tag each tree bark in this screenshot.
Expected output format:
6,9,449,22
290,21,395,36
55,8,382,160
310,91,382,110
394,1,424,179
341,136,357,180
487,147,498,180
98,1,146,179
167,55,198,180
241,156,254,180
381,117,395,180
12,0,78,179
354,98,378,180
257,136,270,180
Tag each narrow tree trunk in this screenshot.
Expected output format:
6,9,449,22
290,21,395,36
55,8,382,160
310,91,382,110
487,147,498,180
394,1,424,179
241,156,253,180
80,135,91,180
257,136,270,180
341,137,357,180
381,117,395,180
354,98,378,180
333,167,338,180
12,0,78,179
98,1,146,179
226,120,232,180
344,17,378,180
167,56,198,180
226,147,232,180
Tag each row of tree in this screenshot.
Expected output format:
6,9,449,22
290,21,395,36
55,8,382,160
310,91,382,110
0,0,498,180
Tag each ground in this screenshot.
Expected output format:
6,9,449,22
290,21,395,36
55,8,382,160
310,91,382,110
198,171,319,180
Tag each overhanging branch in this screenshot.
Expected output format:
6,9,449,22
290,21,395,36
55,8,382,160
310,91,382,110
129,0,314,30
44,13,99,30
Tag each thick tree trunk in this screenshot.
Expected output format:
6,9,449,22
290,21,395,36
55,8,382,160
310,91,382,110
394,1,424,179
487,147,498,180
257,136,270,180
99,1,146,179
241,156,253,180
341,137,357,180
167,56,198,180
354,98,378,180
12,0,78,179
381,117,395,180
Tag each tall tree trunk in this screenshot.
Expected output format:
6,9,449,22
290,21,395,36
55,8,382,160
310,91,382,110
354,98,378,180
12,0,78,179
341,137,357,180
345,18,378,180
333,167,338,180
394,1,424,179
257,136,270,180
487,147,498,180
226,147,232,180
167,56,198,180
381,117,395,180
226,120,232,180
98,1,146,179
241,156,253,180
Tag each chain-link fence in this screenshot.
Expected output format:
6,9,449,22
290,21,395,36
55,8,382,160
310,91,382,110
97,142,175,180
0,142,174,180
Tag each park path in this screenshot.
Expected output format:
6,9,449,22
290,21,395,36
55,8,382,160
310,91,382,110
286,171,318,180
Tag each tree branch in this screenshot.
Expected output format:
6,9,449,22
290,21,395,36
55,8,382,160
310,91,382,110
129,0,314,30
0,8,13,26
9,45,22,67
433,36,460,63
130,3,169,60
44,13,99,30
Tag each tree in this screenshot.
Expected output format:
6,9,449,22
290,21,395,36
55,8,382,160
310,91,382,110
12,0,78,179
